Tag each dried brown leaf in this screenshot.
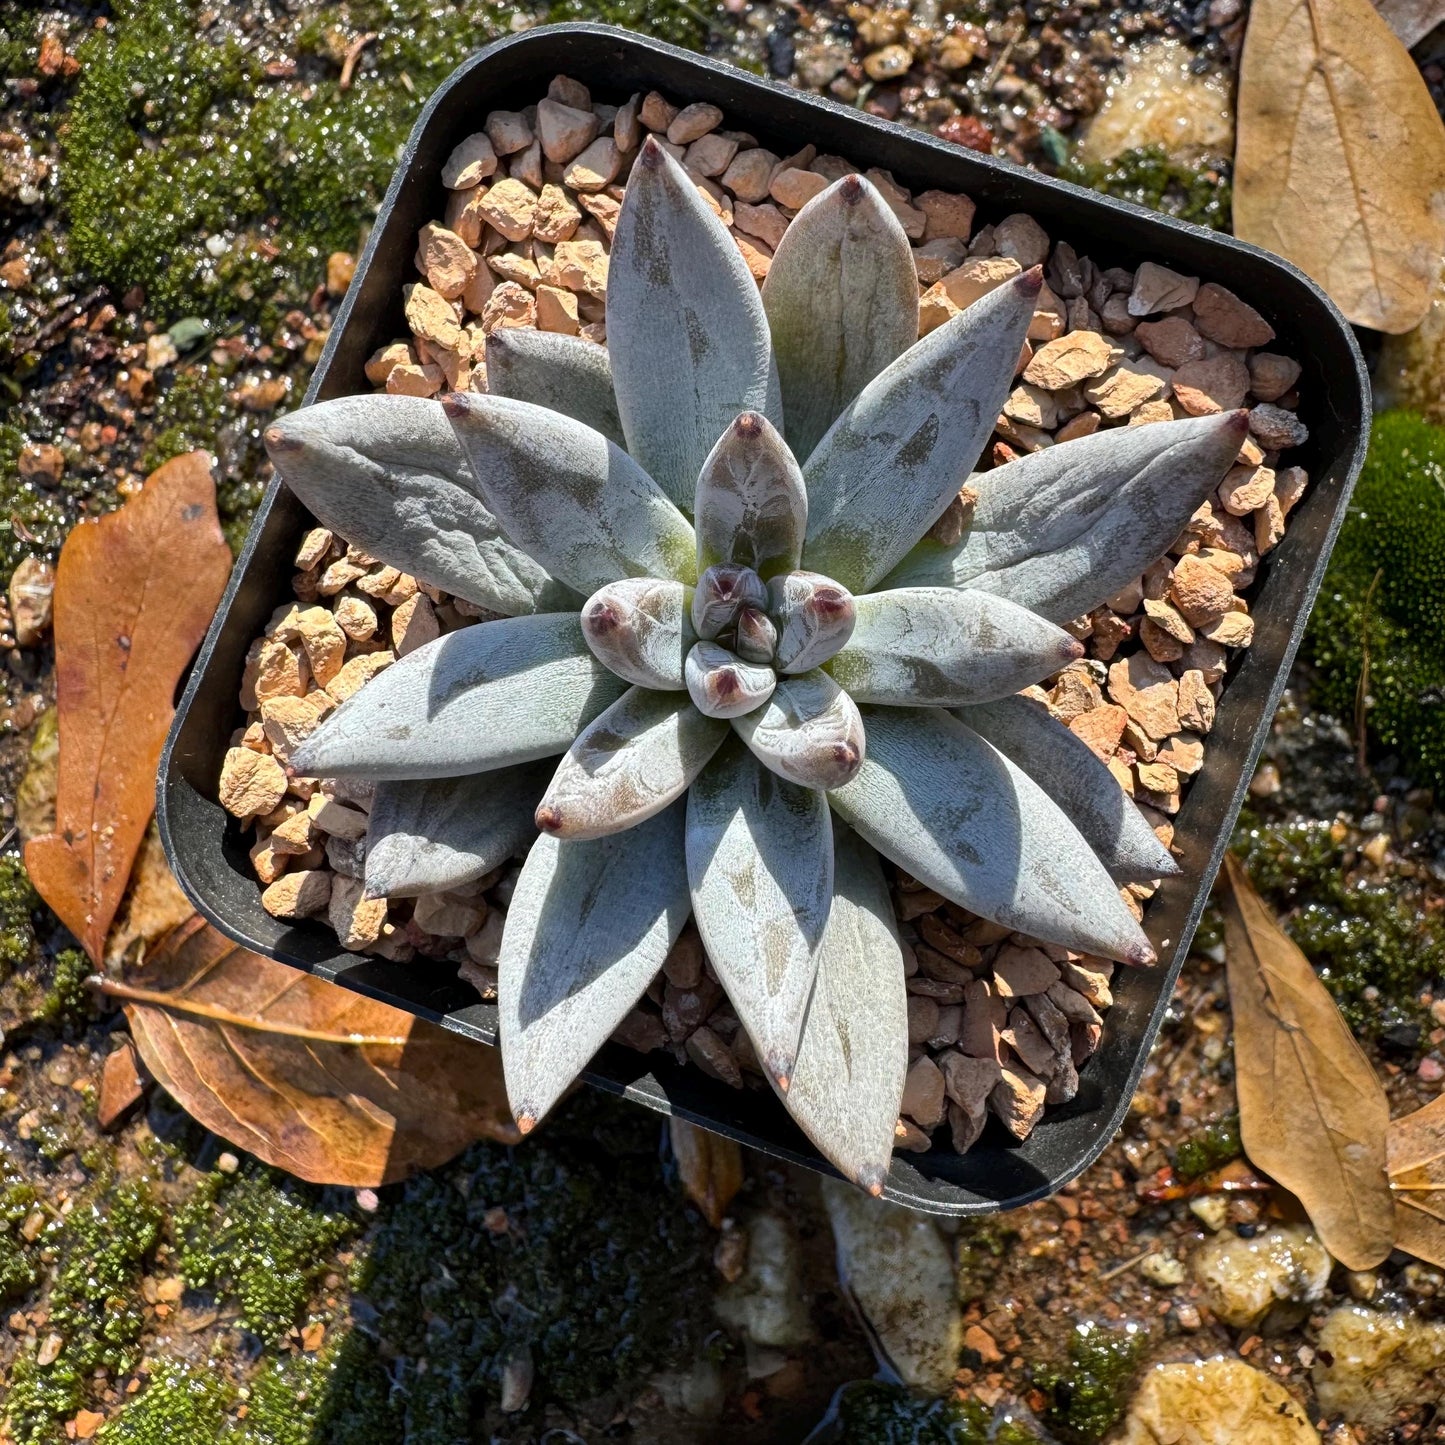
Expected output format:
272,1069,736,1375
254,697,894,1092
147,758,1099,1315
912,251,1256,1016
1373,0,1445,45
107,915,520,1186
1388,1092,1445,1266
1222,854,1393,1269
1235,0,1445,332
24,453,231,962
669,1116,743,1228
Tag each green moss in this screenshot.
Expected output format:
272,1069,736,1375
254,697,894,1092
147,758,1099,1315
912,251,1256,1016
834,1382,1042,1443
1174,1113,1241,1181
0,1174,42,1304
37,948,92,1026
175,1166,357,1347
311,1093,713,1441
1233,811,1444,1031
955,1218,1017,1301
0,423,68,583
0,10,40,79
231,1352,330,1445
1036,1322,1148,1444
544,0,719,51
0,855,41,981
137,364,261,548
1058,145,1231,230
100,1361,233,1443
1308,410,1445,787
61,0,517,329
5,1181,163,1444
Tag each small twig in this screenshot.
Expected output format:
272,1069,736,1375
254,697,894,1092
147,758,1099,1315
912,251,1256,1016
1098,1247,1155,1282
87,975,408,1046
1390,1182,1445,1192
339,31,377,90
11,284,108,354
1355,567,1383,776
0,824,16,853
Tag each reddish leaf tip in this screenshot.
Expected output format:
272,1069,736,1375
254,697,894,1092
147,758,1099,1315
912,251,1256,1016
859,1166,886,1197
1061,636,1086,662
583,598,621,634
515,1112,536,1135
535,804,565,835
839,174,865,205
733,411,763,439
640,134,665,168
439,391,471,419
263,425,301,455
1126,940,1157,968
1017,265,1044,298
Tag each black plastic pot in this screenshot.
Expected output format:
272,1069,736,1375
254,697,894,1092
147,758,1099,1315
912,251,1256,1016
158,23,1370,1215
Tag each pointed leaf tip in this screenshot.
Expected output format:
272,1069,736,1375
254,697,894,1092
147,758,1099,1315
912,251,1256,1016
263,423,301,455
733,670,866,790
885,411,1248,623
780,824,907,1192
695,406,807,580
685,641,777,719
610,135,781,509
264,394,578,615
580,578,693,690
828,589,1081,707
763,173,919,461
829,707,1152,963
446,391,696,595
484,329,625,447
801,273,1037,591
536,686,729,840
959,694,1179,883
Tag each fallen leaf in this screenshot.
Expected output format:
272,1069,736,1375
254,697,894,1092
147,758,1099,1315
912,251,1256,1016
1221,854,1394,1270
1373,0,1445,45
1388,1092,1445,1266
102,914,521,1186
104,821,195,969
669,1116,743,1228
24,453,231,962
1234,0,1445,332
98,1037,148,1132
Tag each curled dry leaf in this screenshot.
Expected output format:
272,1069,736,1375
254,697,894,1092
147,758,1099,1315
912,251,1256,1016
668,1116,744,1229
1388,1092,1445,1267
24,453,232,963
104,915,520,1187
1221,854,1394,1270
1235,0,1445,332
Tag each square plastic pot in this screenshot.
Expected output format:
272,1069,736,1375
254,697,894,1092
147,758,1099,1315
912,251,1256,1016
158,22,1371,1215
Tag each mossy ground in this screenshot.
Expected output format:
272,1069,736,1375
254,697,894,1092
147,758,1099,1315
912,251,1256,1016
833,1382,1042,1443
0,1076,720,1443
1058,145,1231,230
1234,806,1445,1034
1035,1322,1148,1443
1308,409,1445,790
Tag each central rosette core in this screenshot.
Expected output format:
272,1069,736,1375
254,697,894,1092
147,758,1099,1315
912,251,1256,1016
685,562,856,719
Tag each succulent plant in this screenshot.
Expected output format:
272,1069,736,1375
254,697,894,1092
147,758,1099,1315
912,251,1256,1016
263,136,1248,1192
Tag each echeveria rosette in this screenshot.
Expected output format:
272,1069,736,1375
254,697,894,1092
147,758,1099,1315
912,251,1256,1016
264,137,1250,1194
